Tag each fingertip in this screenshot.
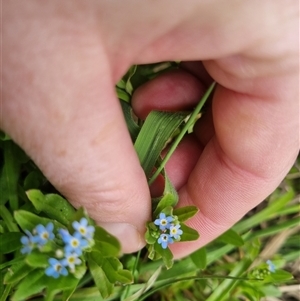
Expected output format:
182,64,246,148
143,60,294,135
132,69,205,119
99,222,146,254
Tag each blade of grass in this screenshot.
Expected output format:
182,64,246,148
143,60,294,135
122,250,142,300
233,189,295,233
2,141,21,210
0,205,19,232
0,284,12,301
134,111,188,178
205,259,252,301
138,273,256,301
249,216,300,240
148,82,216,185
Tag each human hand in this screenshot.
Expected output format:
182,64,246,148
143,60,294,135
2,0,298,256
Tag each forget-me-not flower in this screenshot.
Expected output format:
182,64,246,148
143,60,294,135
20,230,35,254
169,224,183,240
61,252,82,271
45,258,68,278
266,260,276,273
72,218,95,240
32,223,55,246
154,213,174,231
158,233,174,249
59,229,88,255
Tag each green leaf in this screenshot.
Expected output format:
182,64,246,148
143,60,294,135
134,111,188,178
125,65,137,95
154,242,173,269
179,224,200,242
0,131,11,141
161,206,174,217
102,257,133,284
11,269,46,301
117,88,130,102
2,141,21,210
25,251,49,268
4,261,35,284
217,229,244,247
120,100,140,141
173,206,199,222
0,256,25,270
145,225,158,244
26,190,75,226
93,226,120,257
88,254,113,299
23,171,45,190
265,269,294,283
0,205,19,232
190,247,207,269
116,79,126,89
244,238,261,261
45,274,81,301
163,173,178,201
154,193,177,217
14,210,63,233
0,232,23,254
62,287,78,301
147,244,162,261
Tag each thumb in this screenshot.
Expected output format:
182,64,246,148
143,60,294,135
2,3,151,253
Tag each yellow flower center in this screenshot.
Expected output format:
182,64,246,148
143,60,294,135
71,239,79,247
79,227,86,235
42,232,49,239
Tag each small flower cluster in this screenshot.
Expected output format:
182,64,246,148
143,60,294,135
249,260,276,280
20,222,55,254
154,213,183,249
20,218,95,278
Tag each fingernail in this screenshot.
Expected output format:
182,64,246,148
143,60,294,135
99,222,145,254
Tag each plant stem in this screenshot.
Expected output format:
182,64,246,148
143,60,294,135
0,285,12,301
122,250,142,300
148,82,216,185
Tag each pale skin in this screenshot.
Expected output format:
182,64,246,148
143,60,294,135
2,1,299,256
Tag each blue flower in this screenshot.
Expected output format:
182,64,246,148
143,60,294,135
59,229,88,255
45,258,68,278
154,213,174,231
20,230,35,254
61,252,82,271
266,260,276,273
72,218,95,240
158,233,174,249
169,224,183,240
32,223,55,246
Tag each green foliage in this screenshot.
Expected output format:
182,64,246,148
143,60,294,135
0,63,298,301
26,190,75,226
134,111,188,178
217,229,244,247
0,232,23,254
1,191,132,300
